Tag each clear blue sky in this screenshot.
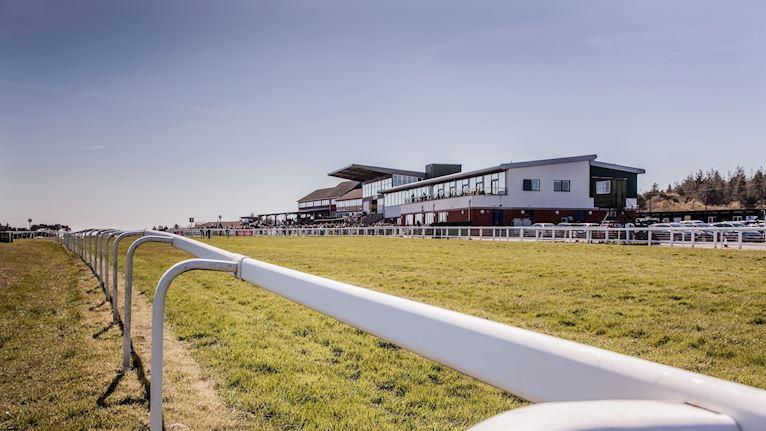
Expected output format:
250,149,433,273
2,0,764,229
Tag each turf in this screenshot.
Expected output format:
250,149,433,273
0,240,147,430
120,236,766,430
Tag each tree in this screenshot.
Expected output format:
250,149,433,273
746,169,766,207
728,167,747,205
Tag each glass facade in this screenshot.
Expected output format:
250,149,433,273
336,198,362,208
392,174,421,187
363,178,392,199
298,199,335,209
384,171,506,207
363,174,420,199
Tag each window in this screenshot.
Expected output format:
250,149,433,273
733,216,743,221
554,180,571,192
596,180,611,194
425,212,434,225
438,212,447,223
523,179,540,191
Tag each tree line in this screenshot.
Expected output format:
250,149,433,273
641,167,766,209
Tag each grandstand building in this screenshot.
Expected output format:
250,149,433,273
296,180,360,221
327,164,430,218
380,155,645,225
270,154,644,226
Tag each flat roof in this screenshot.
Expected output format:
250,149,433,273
328,164,425,183
591,160,646,174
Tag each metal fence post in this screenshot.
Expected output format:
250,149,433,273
123,235,173,371
110,230,146,322
150,258,239,431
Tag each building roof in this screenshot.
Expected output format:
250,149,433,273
381,154,645,194
499,154,598,169
337,188,362,201
590,160,646,174
328,164,425,183
297,180,360,203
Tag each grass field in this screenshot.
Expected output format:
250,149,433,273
119,236,766,430
0,240,148,430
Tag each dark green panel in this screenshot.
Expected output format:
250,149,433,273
589,166,638,198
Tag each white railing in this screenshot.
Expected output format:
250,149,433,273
171,225,766,250
51,229,766,430
0,230,57,242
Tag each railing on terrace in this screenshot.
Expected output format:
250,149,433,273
401,187,507,204
172,225,766,250
16,229,766,430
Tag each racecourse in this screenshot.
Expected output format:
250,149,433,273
125,236,766,430
2,237,765,430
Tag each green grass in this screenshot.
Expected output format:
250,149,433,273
121,237,766,430
0,240,147,430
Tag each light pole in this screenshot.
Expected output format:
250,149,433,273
28,218,32,230
218,214,222,228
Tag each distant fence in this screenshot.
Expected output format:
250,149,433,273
0,230,56,242
172,225,766,250
19,229,766,430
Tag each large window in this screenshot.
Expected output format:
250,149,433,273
438,212,447,223
383,171,506,207
523,179,540,191
299,200,332,209
596,180,611,195
363,178,393,198
554,180,571,192
392,174,420,187
337,198,362,208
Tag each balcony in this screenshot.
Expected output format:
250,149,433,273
402,187,506,204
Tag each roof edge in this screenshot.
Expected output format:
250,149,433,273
591,160,646,174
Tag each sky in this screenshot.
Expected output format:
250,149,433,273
1,0,765,230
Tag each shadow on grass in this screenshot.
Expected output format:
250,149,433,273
88,300,107,311
96,348,151,410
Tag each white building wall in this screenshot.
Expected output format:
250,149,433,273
505,160,595,209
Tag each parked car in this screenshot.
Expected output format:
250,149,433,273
678,220,715,240
712,222,763,240
600,221,623,228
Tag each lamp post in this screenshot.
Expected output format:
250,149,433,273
218,214,222,228
28,218,32,230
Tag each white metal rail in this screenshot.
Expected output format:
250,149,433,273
172,225,766,250
47,229,766,430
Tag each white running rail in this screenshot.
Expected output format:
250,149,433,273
172,225,766,250
49,229,766,430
